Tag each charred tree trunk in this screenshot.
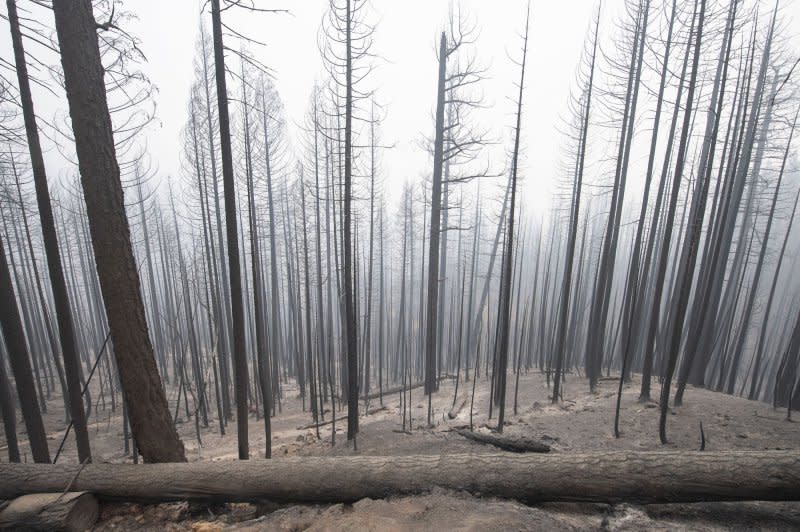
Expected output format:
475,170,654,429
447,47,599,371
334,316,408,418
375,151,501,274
209,0,249,459
342,0,360,442
423,32,449,429
553,8,599,405
6,0,91,462
52,0,185,462
657,0,707,444
495,4,530,431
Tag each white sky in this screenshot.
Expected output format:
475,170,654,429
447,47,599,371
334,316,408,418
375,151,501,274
2,0,800,218
134,0,598,216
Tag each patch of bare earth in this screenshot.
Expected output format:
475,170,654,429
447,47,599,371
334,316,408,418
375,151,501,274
4,372,799,530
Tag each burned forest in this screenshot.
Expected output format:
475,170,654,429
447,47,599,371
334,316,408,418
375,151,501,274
0,0,799,530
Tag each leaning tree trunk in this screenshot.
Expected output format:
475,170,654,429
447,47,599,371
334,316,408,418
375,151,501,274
672,0,738,404
751,187,800,401
739,108,798,400
553,8,599,405
638,2,697,402
7,0,92,462
657,0,707,445
584,0,648,390
52,0,185,462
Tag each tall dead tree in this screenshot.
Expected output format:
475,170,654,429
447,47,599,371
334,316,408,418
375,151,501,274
425,30,447,414
679,6,775,399
615,0,678,411
751,183,800,401
657,0,707,444
342,0,358,442
197,25,232,419
52,0,185,462
638,1,698,401
243,70,271,458
672,0,739,405
553,6,600,405
424,8,488,426
321,0,375,442
209,0,249,458
495,1,530,433
745,107,798,400
6,0,91,462
584,0,649,390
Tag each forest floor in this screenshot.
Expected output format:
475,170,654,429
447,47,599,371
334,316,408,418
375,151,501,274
3,370,800,530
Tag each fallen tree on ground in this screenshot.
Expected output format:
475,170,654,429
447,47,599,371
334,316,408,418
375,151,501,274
1,451,798,504
296,406,387,430
364,376,452,401
454,428,551,452
448,398,467,419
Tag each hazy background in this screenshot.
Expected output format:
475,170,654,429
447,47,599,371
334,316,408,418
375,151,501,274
2,0,799,216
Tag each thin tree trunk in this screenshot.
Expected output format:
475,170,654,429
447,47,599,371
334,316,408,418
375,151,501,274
495,4,530,432
209,0,249,459
6,0,92,461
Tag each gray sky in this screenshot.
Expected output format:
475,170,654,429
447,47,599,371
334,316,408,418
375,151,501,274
3,0,800,217
134,0,601,215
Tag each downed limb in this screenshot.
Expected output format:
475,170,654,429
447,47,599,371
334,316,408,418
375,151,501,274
448,398,467,419
296,406,387,431
364,376,450,401
0,492,98,531
1,451,798,504
365,381,423,401
454,428,551,453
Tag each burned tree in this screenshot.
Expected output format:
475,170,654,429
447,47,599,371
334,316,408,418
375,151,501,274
52,0,185,462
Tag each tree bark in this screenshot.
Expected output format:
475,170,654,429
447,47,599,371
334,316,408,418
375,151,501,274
1,452,798,504
52,0,184,462
8,0,91,460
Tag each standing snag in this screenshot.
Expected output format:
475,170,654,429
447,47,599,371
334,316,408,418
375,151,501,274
52,0,185,463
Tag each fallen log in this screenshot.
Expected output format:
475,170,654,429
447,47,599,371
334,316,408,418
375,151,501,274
0,492,98,531
296,406,387,431
454,429,551,453
448,398,467,419
364,376,451,401
365,381,424,401
1,451,798,504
